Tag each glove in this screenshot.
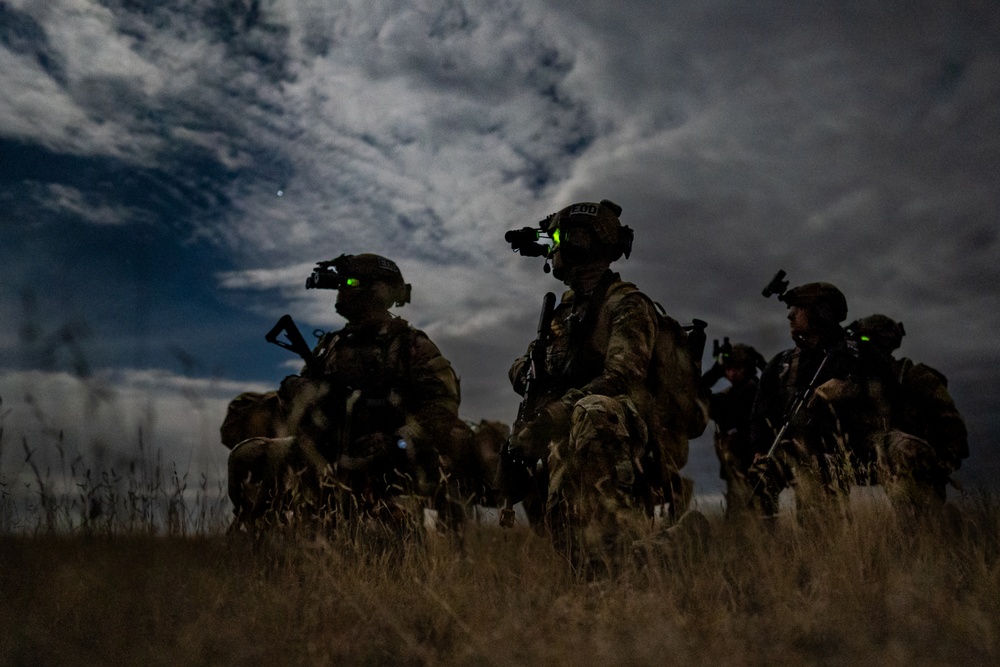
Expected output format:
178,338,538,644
748,452,777,479
506,418,551,468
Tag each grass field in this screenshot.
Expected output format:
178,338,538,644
1,489,998,666
0,430,996,666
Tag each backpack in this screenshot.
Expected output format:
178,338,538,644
648,301,711,442
600,284,709,515
596,281,710,470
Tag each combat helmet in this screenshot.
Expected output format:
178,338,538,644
306,253,412,307
851,314,906,354
782,282,848,324
723,343,766,372
541,199,634,262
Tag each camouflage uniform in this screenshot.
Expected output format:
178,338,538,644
749,333,864,514
852,314,968,502
226,254,465,531
750,283,871,514
511,272,657,544
750,286,947,515
505,200,701,569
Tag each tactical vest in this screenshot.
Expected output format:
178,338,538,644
308,318,416,450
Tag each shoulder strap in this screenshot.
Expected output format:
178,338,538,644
572,270,620,337
559,270,621,374
382,317,415,376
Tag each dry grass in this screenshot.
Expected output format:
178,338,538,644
7,300,993,665
0,434,230,536
0,492,998,667
1,426,997,666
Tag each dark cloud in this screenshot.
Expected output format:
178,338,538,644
0,3,67,84
1,0,997,495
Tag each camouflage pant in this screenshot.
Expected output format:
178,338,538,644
227,435,460,533
545,394,648,569
752,380,947,515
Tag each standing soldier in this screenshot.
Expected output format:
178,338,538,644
501,200,707,572
226,253,467,534
850,314,968,502
703,342,766,516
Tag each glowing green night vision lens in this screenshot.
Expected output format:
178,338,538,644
345,277,362,288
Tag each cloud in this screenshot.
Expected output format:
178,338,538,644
216,262,316,292
3,2,605,293
32,183,149,226
0,1,177,160
2,0,998,493
0,367,257,482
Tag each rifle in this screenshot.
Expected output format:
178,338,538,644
747,347,833,511
751,268,823,499
763,350,831,460
497,291,557,528
265,314,317,369
683,318,709,372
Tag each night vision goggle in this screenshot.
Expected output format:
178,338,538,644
305,254,412,306
305,259,360,290
504,217,633,260
505,200,634,274
504,226,552,259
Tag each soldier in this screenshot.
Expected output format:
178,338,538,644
749,281,857,517
226,253,467,533
502,200,707,572
702,342,766,516
850,314,968,502
749,282,945,517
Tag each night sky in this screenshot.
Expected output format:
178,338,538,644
2,0,998,497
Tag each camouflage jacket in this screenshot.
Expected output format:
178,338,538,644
749,336,861,456
282,316,461,465
509,270,658,439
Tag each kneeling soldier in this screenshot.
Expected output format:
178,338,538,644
226,253,465,534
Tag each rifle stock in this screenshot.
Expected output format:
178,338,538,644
516,292,557,424
265,314,316,368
